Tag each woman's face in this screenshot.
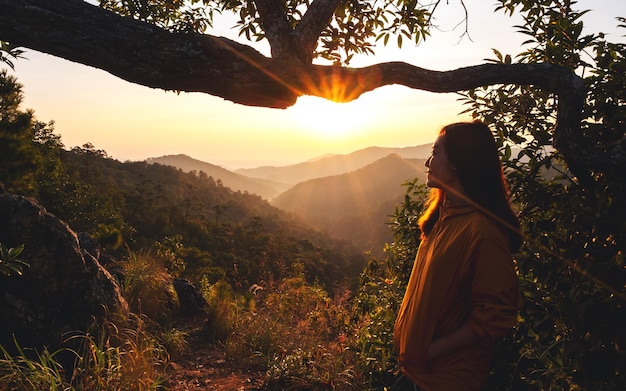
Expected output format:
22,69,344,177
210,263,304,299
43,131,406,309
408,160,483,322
425,135,458,190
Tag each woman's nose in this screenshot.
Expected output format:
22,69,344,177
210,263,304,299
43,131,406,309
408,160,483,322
425,156,431,168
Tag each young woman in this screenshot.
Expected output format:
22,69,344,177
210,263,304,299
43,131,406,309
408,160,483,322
393,121,523,390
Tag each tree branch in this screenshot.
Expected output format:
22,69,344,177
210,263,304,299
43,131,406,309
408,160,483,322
294,0,343,61
0,0,297,107
300,62,586,183
252,0,294,59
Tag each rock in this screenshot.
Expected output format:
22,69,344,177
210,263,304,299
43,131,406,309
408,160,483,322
173,278,207,316
0,193,128,351
78,231,100,261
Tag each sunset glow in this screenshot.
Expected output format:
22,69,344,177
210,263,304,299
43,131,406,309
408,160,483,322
288,96,372,140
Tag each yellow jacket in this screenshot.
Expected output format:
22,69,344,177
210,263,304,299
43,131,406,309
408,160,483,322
394,202,522,390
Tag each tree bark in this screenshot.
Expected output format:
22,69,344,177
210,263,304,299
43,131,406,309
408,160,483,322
0,0,594,183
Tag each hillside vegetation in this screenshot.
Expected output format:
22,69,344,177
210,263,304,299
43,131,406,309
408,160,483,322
0,77,366,291
149,149,431,257
146,154,290,200
272,154,427,256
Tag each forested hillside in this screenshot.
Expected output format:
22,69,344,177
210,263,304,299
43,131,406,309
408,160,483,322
272,154,427,256
0,73,366,290
149,149,431,257
69,150,366,285
146,154,289,200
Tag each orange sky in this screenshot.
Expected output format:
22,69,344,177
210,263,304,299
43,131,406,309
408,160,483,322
7,1,624,169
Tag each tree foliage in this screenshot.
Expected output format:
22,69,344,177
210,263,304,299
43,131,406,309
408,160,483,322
100,0,433,65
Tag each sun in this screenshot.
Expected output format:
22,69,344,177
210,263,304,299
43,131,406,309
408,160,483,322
288,95,370,140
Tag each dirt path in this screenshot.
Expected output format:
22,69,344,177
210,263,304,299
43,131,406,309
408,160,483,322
166,316,266,391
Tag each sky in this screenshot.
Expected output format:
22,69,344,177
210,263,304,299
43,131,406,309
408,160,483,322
6,0,625,169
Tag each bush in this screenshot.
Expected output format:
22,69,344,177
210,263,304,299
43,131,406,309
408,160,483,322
109,248,179,323
197,269,361,390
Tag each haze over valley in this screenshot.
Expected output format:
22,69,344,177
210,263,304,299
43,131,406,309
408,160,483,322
148,144,432,256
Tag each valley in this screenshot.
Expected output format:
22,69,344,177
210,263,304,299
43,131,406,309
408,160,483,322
148,144,432,257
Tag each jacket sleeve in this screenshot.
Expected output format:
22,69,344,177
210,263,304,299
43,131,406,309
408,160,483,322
466,238,523,340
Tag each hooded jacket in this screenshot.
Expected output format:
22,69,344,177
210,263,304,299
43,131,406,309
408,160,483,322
394,202,522,390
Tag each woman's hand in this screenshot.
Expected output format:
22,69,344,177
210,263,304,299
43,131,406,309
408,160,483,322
427,323,480,363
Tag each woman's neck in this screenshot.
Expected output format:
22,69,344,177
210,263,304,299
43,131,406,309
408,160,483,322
443,187,468,206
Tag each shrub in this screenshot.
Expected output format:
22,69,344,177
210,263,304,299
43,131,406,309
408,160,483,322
195,266,362,389
109,248,179,323
199,278,238,344
68,314,170,390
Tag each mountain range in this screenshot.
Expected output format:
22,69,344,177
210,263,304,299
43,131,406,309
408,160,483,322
147,144,432,256
235,144,432,185
145,155,289,199
148,144,431,198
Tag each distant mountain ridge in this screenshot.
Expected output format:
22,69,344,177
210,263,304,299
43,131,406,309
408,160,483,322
146,154,290,200
235,144,432,184
147,144,432,200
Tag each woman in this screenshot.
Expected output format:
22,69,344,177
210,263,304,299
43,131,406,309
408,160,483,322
393,121,523,390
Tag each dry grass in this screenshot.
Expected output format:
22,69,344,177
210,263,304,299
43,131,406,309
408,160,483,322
199,274,364,390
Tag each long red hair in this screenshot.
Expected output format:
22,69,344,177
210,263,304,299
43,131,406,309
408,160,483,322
418,121,522,251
